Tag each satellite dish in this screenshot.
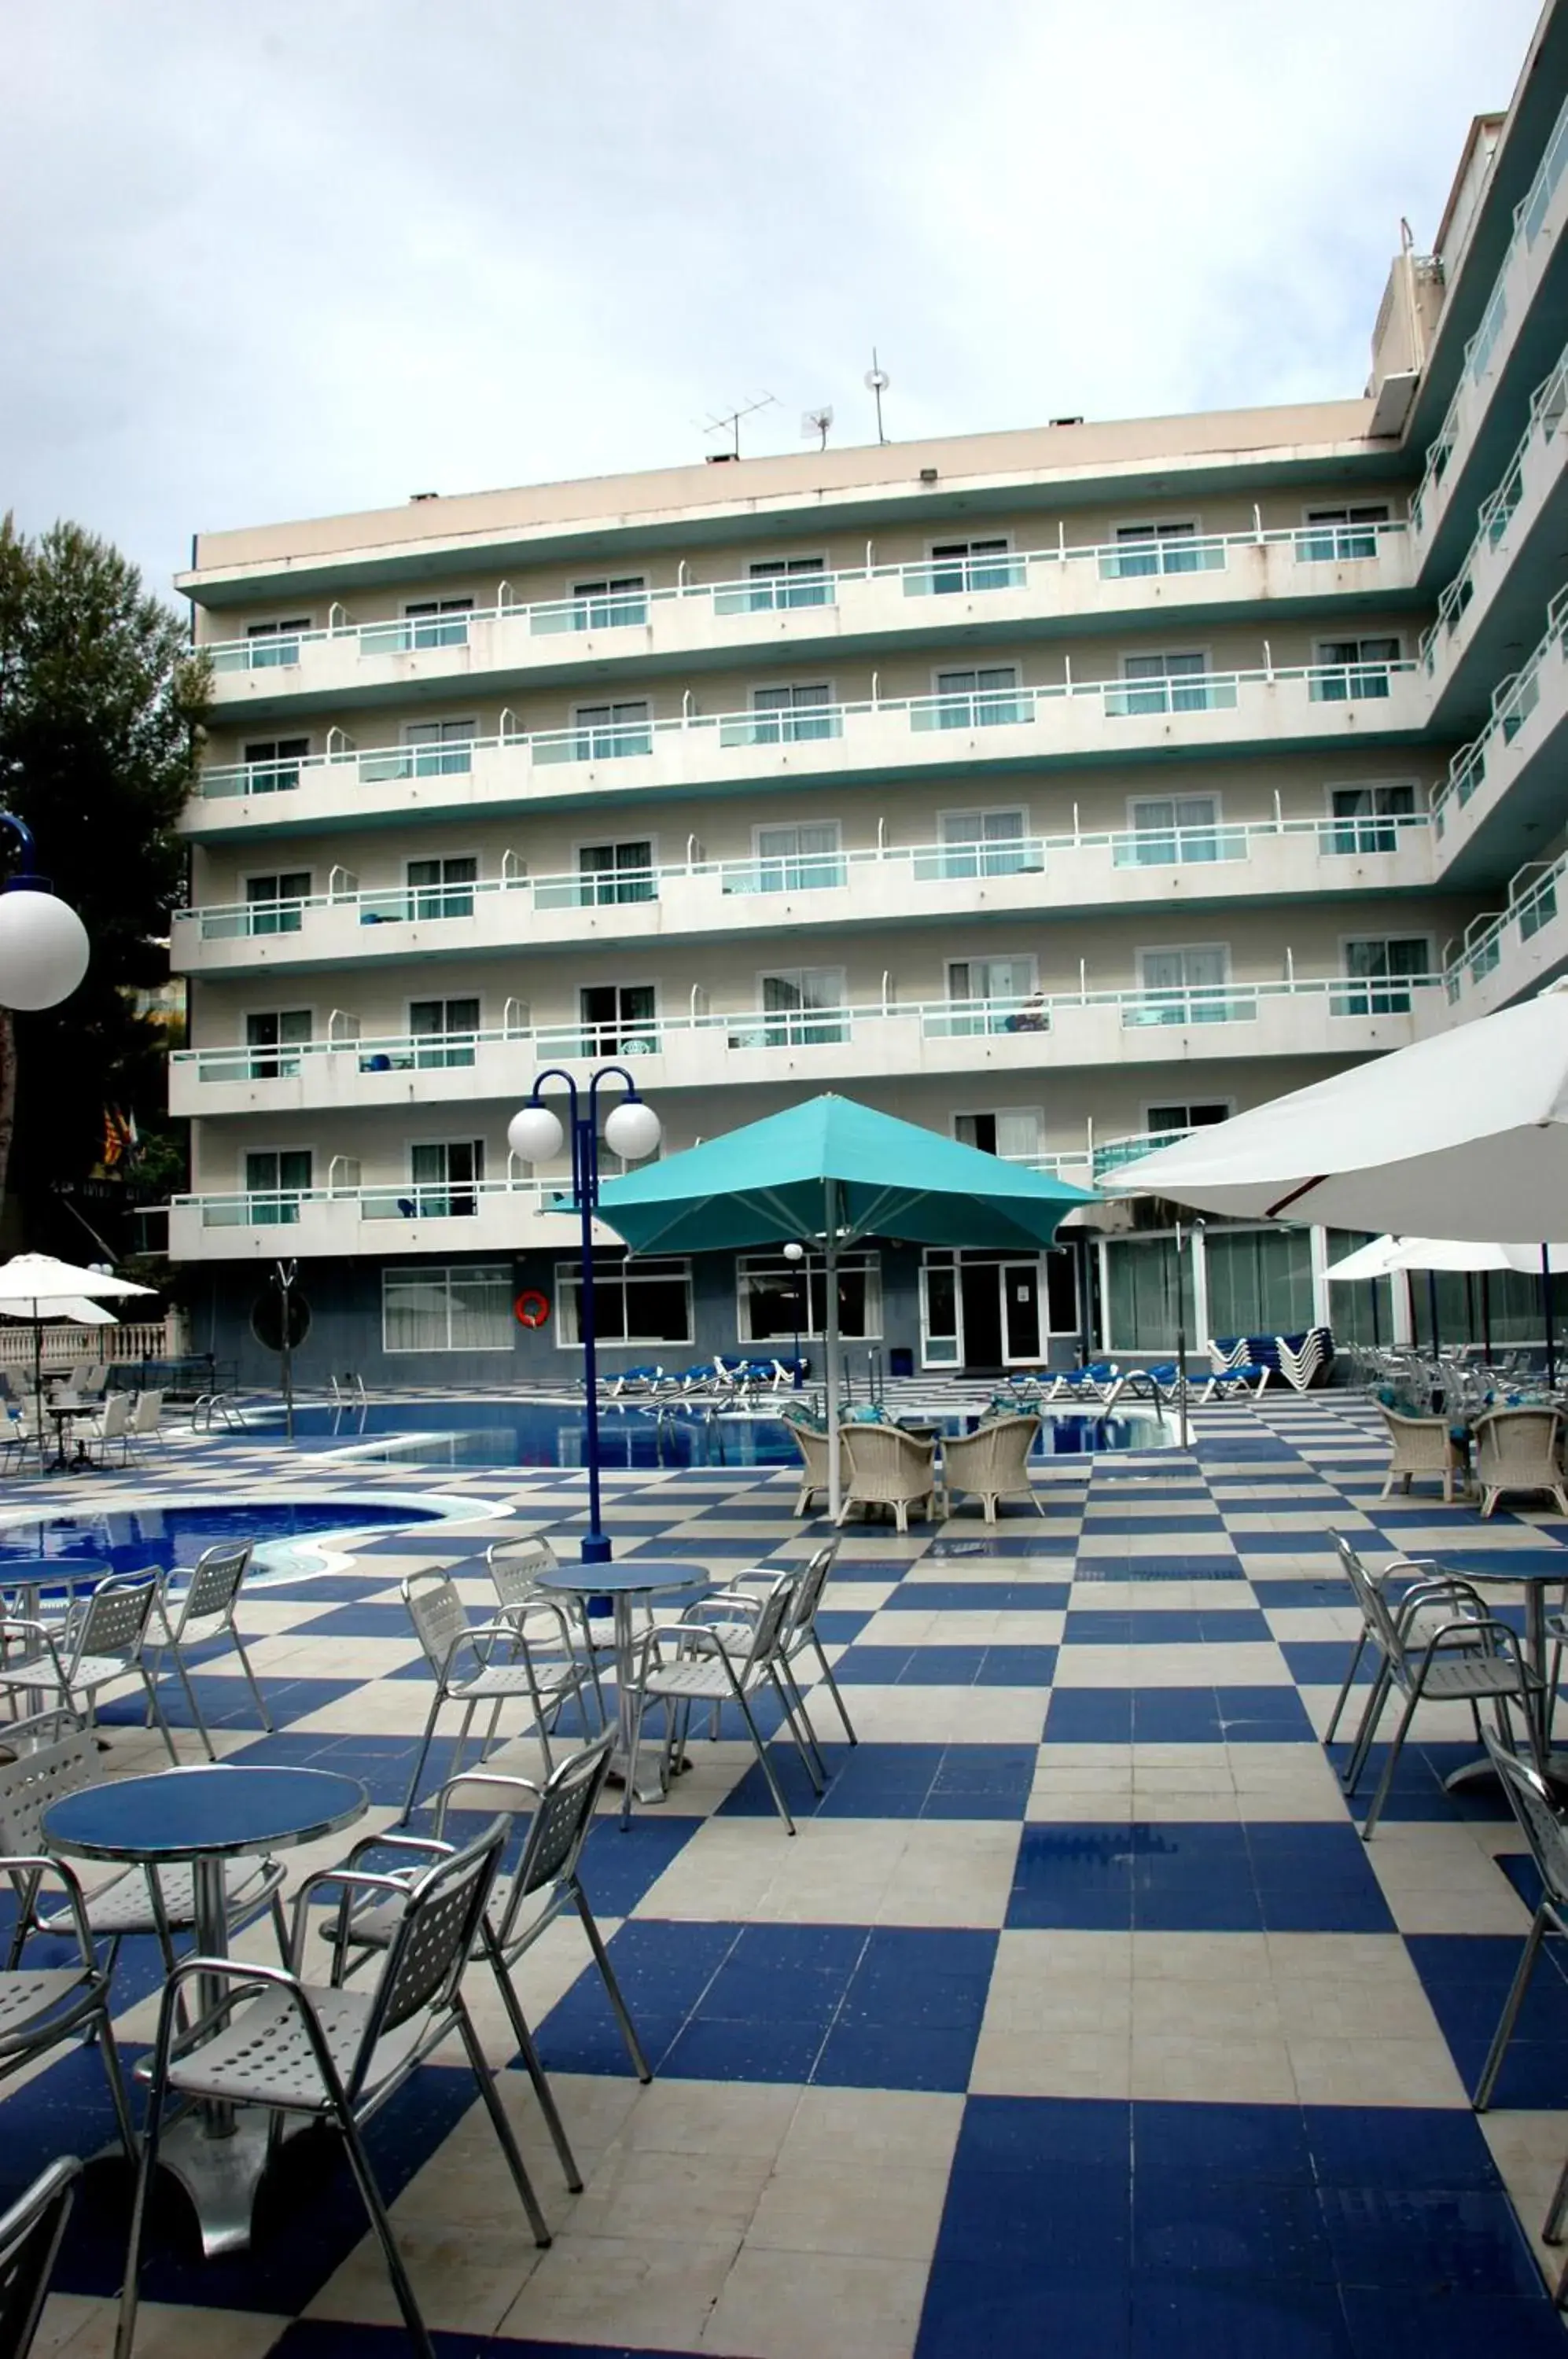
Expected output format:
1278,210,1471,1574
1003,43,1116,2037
863,366,890,393
801,405,834,450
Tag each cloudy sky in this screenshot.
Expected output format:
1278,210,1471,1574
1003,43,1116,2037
2,0,1542,594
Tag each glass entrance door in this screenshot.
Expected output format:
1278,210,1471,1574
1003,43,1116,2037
1002,1263,1042,1364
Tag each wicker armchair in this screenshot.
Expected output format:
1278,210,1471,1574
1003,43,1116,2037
784,1420,830,1518
1473,1407,1568,1520
943,1414,1045,1524
836,1424,939,1535
1377,1404,1466,1503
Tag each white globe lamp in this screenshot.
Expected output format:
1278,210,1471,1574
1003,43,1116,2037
0,884,90,1010
507,1102,565,1164
603,1097,662,1162
782,1241,805,1264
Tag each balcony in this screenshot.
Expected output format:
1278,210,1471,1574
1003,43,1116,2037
1412,88,1568,576
182,662,1427,845
1430,585,1568,882
165,1176,615,1262
167,973,1446,1120
170,812,1437,981
1442,851,1568,1018
193,522,1415,722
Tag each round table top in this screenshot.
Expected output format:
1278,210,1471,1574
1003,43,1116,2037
1441,1559,1568,1588
44,1764,368,1865
535,1560,708,1598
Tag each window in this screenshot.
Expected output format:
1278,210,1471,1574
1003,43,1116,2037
573,700,652,760
1110,651,1212,717
1134,944,1233,1025
1123,793,1225,866
1146,1100,1231,1135
750,683,834,744
403,719,475,776
580,984,657,1057
1103,521,1200,580
955,1110,1043,1161
747,556,828,611
572,576,648,629
245,618,309,669
756,968,847,1047
928,539,1018,595
245,872,311,937
1301,504,1389,562
244,1148,311,1223
382,1264,512,1352
946,955,1039,1036
934,808,1034,879
738,1252,881,1342
1313,636,1400,701
556,1255,693,1346
1339,937,1432,1016
932,666,1025,729
578,841,655,906
1205,1228,1316,1338
406,856,477,921
409,997,480,1069
410,1139,484,1217
245,1010,311,1080
1328,782,1418,855
243,737,309,793
404,596,473,650
753,822,844,892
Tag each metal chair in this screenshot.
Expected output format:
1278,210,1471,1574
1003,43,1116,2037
487,1534,612,1722
122,1389,164,1460
621,1574,820,1835
0,1576,174,1758
322,1733,650,2191
0,2158,82,2359
0,1730,288,1982
673,1540,856,1768
1323,1535,1474,1745
143,1543,273,1758
116,1816,550,2359
86,1393,131,1467
0,1844,135,2161
1473,1731,1568,2112
399,1570,597,1822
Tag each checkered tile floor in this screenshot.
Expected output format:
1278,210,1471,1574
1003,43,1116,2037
15,1395,1568,2355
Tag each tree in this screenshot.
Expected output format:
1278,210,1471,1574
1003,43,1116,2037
0,519,208,1242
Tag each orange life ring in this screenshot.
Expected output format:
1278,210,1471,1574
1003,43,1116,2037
514,1290,550,1330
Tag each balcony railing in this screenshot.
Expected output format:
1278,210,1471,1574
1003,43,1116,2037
1419,337,1568,677
1430,584,1568,837
1444,851,1566,1003
175,1176,561,1230
1091,1128,1194,1180
176,812,1434,946
193,660,1419,804
197,521,1410,675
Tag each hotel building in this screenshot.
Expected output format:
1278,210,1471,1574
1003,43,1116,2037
167,9,1568,1382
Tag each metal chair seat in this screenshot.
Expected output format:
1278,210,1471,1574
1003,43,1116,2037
156,1982,428,2112
42,1855,284,1941
639,1658,741,1702
0,1967,102,2050
6,1650,135,1695
1421,1654,1546,1702
447,1659,580,1704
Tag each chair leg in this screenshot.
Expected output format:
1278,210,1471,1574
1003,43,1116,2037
167,1641,216,1763
1474,1902,1549,2110
810,1635,858,1745
484,1938,583,2191
400,1695,446,1824
1323,1628,1369,1746
771,1666,825,1793
573,1883,652,2081
451,1993,553,2247
620,1690,649,1830
115,1987,178,2359
334,2100,440,2358
1547,2147,1568,2247
1361,1680,1422,1839
95,2004,138,2161
782,1658,829,1783
1342,1663,1392,1794
229,1628,275,1733
139,1667,179,1766
737,1683,795,1834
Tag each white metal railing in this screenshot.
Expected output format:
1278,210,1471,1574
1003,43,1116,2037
1412,86,1568,538
171,971,1444,1093
1444,848,1566,1003
193,659,1419,803
175,811,1434,945
1419,339,1568,675
1430,584,1568,837
197,521,1408,676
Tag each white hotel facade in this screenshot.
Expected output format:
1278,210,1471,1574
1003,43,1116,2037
167,9,1568,1383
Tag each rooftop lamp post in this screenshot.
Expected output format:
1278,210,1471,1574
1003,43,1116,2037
507,1068,661,1563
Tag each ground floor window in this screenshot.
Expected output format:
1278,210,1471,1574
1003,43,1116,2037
555,1255,693,1346
382,1264,512,1352
1102,1235,1196,1352
737,1253,882,1343
1203,1227,1316,1339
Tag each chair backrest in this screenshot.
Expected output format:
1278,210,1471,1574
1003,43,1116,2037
357,1816,508,2072
786,1539,840,1637
66,1363,93,1391
98,1395,131,1441
403,1571,469,1677
837,1422,932,1495
129,1390,164,1436
1476,1406,1562,1473
175,1541,253,1630
1484,1729,1568,1909
73,1574,157,1669
738,1573,798,1675
0,2158,81,2359
786,1422,828,1478
508,1733,616,1916
486,1536,560,1618
0,1728,97,1856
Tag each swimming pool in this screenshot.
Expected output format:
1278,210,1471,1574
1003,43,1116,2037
0,1495,475,1586
263,1400,1171,1472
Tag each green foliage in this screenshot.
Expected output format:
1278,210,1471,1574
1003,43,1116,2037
0,517,208,1237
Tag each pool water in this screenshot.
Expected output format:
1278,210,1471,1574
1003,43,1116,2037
275,1400,1168,1472
0,1499,446,1584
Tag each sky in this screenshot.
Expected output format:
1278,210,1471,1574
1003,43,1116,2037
1,0,1544,598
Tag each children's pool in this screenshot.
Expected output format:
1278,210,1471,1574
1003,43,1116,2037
0,1496,473,1585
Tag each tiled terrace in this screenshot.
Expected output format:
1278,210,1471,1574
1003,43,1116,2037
13,1392,1568,2357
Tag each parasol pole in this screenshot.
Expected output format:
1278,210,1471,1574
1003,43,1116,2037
1480,1268,1493,1365
825,1177,841,1521
31,1297,42,1470
1544,1245,1557,1389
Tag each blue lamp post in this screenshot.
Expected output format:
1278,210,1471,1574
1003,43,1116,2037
508,1067,662,1563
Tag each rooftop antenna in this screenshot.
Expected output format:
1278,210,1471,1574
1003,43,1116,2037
700,391,776,459
865,349,891,444
801,403,834,452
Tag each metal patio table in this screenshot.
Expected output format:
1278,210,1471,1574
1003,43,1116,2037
44,1761,367,2256
534,1559,708,1801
